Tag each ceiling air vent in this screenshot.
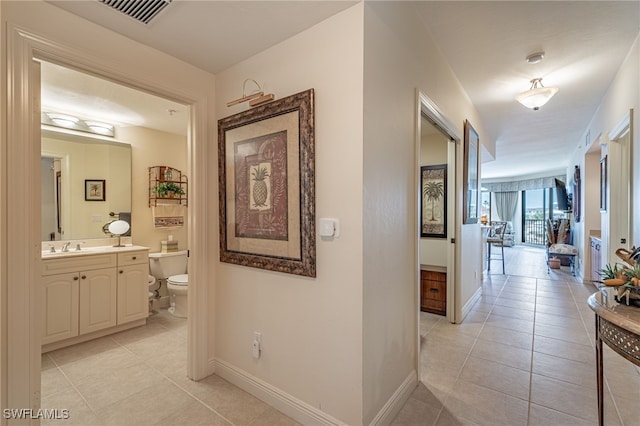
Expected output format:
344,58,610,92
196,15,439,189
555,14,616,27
99,0,172,25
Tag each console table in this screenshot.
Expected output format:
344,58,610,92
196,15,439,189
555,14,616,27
587,291,640,426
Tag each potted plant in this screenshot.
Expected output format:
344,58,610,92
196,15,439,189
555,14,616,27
154,182,185,198
597,263,625,286
619,263,640,305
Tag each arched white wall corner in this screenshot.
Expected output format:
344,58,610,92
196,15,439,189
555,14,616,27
2,21,212,412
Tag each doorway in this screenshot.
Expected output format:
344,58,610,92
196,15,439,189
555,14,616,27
38,59,192,416
417,92,460,324
4,26,210,411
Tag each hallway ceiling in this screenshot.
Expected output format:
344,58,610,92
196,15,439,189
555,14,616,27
415,1,640,180
44,1,640,180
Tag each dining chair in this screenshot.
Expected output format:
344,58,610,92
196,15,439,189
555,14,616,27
487,221,507,274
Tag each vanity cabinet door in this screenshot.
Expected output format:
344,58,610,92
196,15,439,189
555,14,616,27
42,272,80,345
79,267,117,335
117,263,149,324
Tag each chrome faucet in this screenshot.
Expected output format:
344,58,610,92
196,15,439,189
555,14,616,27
61,242,71,252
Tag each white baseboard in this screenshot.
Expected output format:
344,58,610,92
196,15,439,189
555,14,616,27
369,370,417,426
214,358,346,426
460,286,482,322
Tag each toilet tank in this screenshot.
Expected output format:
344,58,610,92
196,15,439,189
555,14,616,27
149,250,188,279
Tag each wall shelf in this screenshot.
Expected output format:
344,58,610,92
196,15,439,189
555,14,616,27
148,166,188,207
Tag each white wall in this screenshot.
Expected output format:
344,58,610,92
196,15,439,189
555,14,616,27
362,2,492,423
213,4,365,425
569,34,640,273
118,126,188,253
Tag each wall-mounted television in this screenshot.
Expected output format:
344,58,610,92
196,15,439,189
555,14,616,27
555,178,570,211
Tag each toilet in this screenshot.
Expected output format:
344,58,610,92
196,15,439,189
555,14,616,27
148,250,188,318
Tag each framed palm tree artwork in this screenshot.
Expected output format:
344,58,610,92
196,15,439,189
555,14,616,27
420,164,447,238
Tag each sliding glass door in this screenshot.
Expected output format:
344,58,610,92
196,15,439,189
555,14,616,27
522,188,565,245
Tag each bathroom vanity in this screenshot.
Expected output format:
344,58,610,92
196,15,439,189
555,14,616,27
41,244,149,352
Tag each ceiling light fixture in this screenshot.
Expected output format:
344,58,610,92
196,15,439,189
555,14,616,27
226,79,275,107
515,78,559,111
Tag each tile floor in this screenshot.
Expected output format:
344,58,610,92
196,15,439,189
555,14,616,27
392,244,640,425
42,245,640,425
41,309,299,426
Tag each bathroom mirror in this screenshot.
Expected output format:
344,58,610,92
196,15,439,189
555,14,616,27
41,128,132,241
108,220,130,247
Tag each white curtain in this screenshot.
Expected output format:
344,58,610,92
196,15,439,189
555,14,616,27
495,191,518,223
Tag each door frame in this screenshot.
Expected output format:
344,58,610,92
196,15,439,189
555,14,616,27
2,24,210,415
415,91,461,374
602,109,633,265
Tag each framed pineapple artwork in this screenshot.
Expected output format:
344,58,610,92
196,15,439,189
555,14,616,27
218,89,316,277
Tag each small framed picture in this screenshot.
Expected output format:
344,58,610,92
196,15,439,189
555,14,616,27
85,179,105,201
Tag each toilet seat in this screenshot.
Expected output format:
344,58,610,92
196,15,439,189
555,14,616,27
168,274,188,286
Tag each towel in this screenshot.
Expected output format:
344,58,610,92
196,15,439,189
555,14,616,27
152,205,186,228
118,212,132,236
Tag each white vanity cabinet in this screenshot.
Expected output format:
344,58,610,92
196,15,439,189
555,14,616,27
42,272,80,345
41,247,149,350
116,251,149,324
78,267,117,335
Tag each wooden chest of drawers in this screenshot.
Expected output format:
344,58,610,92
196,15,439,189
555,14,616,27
421,270,446,316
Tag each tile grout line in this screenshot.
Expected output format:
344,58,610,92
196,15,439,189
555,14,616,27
526,277,540,426
45,347,107,422
568,280,626,425
431,275,509,426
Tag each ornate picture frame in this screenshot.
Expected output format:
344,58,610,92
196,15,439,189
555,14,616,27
218,89,316,277
463,120,479,224
420,164,447,238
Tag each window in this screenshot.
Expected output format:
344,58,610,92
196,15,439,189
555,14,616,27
480,190,491,223
522,187,566,245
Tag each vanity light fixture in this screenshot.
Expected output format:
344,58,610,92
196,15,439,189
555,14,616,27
226,78,275,107
515,78,559,111
84,121,115,137
46,112,80,128
43,112,115,137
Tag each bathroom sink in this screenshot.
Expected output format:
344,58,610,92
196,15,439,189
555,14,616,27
41,245,116,258
41,244,148,258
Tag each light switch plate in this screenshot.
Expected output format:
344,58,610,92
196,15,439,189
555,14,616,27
319,218,340,238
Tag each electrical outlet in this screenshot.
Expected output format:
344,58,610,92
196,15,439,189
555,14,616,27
252,332,262,360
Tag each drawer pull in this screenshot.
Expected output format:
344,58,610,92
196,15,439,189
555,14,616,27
132,256,137,260
119,270,124,274
429,288,439,293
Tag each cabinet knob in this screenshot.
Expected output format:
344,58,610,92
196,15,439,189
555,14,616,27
119,270,124,274
73,276,79,281
132,256,137,260
81,275,86,280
